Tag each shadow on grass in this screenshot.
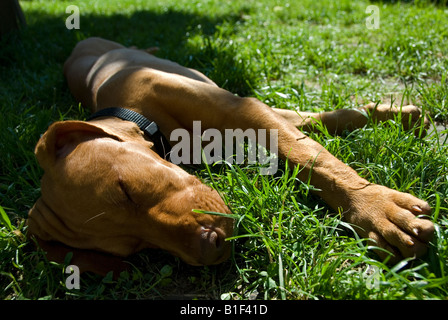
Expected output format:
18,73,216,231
1,7,256,96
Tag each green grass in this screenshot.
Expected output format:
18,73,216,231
1,0,447,300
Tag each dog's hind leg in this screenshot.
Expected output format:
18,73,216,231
272,103,429,135
270,108,363,134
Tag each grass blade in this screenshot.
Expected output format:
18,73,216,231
0,206,13,232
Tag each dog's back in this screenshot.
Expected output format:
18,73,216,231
64,37,214,109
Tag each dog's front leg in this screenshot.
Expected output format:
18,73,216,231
222,97,434,262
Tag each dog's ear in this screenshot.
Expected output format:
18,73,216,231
35,121,122,171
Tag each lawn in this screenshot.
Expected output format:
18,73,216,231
0,0,447,300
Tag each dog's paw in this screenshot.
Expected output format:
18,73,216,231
344,184,434,262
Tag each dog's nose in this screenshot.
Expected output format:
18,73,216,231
199,227,230,265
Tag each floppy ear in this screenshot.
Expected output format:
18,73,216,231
35,120,122,171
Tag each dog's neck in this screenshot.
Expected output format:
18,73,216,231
87,108,171,159
86,116,162,155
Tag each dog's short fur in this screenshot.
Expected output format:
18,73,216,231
27,37,434,275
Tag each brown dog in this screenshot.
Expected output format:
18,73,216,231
27,37,434,275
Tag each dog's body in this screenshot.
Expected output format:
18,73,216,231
28,37,434,275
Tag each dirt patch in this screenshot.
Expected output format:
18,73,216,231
428,122,448,144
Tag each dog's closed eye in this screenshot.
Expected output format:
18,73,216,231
118,177,137,205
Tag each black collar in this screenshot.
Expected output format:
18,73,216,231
87,107,171,160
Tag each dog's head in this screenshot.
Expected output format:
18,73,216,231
28,120,234,269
